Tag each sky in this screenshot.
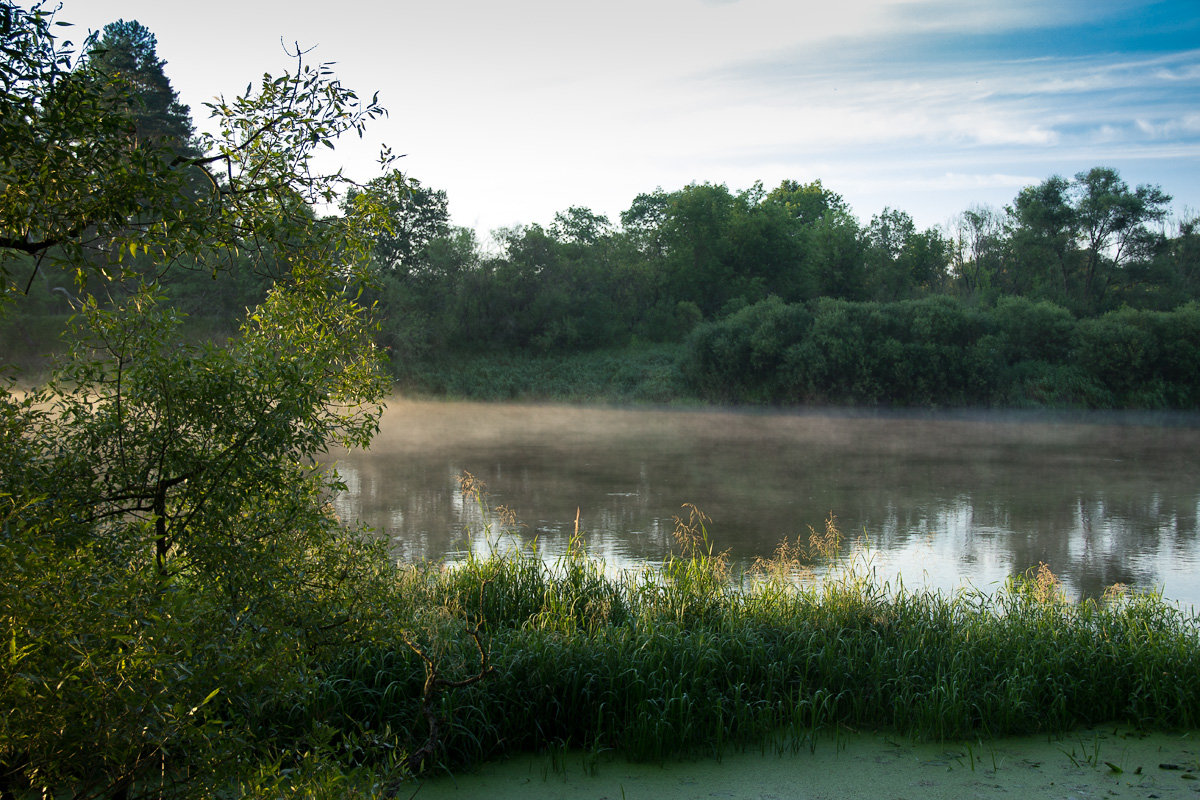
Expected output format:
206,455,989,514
56,0,1200,242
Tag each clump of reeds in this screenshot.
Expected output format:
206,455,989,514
284,488,1200,778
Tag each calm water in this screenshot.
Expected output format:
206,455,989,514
329,399,1200,606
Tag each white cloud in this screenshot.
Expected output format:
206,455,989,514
1136,114,1200,139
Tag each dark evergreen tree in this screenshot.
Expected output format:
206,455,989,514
88,19,197,158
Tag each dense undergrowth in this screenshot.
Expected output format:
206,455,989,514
276,502,1200,788
391,296,1200,410
680,296,1200,408
6,483,1200,798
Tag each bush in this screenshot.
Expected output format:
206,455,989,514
989,296,1076,364
1068,306,1200,408
677,295,1200,409
680,296,813,401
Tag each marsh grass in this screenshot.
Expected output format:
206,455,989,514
290,489,1200,781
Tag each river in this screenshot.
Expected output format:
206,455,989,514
329,399,1200,607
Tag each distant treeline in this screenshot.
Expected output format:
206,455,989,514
352,170,1196,358
343,167,1198,408
12,162,1199,408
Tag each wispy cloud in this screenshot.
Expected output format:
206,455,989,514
63,0,1200,232
1137,113,1200,139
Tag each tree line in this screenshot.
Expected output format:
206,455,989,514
321,164,1194,407
7,14,1199,409
339,168,1192,361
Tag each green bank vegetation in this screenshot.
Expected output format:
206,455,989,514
3,3,1200,798
315,502,1200,777
8,13,1200,408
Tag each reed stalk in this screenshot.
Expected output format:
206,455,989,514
284,498,1200,778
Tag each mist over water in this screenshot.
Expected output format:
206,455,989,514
329,399,1200,606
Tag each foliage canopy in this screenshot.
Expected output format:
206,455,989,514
1,2,407,795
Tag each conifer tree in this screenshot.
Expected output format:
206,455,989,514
88,19,198,157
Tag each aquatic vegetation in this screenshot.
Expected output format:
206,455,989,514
291,496,1200,778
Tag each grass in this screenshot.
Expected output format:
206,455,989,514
390,344,689,405
277,489,1200,784
10,473,1196,797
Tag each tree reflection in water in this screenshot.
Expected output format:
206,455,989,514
329,400,1200,606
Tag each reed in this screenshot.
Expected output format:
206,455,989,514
275,499,1200,781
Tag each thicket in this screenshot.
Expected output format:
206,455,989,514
680,296,1200,408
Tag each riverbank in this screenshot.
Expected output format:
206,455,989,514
291,504,1200,791
415,727,1200,800
390,343,690,405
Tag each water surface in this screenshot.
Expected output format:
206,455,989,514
330,400,1200,606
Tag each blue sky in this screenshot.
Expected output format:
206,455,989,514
60,0,1200,241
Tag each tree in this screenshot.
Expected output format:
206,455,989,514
764,179,865,301
1,5,400,795
1072,166,1170,308
1,1,392,290
659,182,739,315
620,189,670,259
348,169,450,279
764,178,849,225
654,182,805,316
950,204,1006,298
1139,216,1200,307
550,205,611,246
87,19,197,155
864,207,917,300
1007,174,1075,303
0,1,182,281
1005,168,1171,312
801,207,867,300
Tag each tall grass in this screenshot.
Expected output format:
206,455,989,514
277,490,1200,779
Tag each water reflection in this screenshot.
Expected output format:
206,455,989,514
329,400,1200,607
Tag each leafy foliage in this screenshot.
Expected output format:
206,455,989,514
678,294,1200,409
0,4,403,796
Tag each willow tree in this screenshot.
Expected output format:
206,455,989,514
1,3,402,795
